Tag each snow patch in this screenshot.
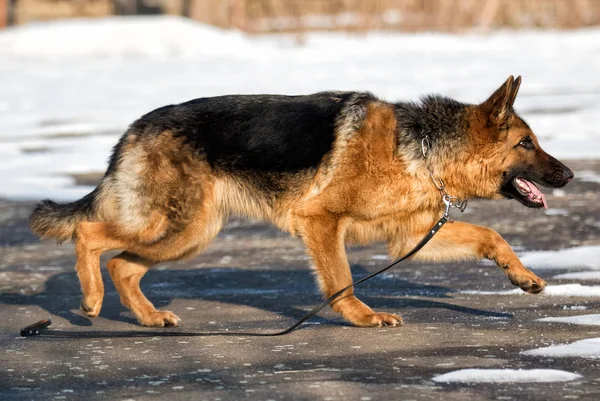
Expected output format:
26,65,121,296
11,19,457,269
537,314,600,326
1,17,600,200
539,284,600,297
0,134,116,201
522,338,600,359
519,246,600,271
575,170,600,184
0,16,261,59
462,284,600,297
543,208,569,216
554,271,600,281
563,305,587,310
432,368,582,383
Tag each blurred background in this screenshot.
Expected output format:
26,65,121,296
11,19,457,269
2,0,600,32
0,0,599,201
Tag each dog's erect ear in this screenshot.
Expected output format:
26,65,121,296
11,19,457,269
481,75,517,125
507,75,522,108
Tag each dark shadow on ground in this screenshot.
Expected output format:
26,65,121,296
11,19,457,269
1,263,512,332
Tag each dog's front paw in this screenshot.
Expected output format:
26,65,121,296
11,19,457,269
138,310,181,327
508,271,547,294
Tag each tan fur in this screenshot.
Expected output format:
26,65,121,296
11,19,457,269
65,84,554,328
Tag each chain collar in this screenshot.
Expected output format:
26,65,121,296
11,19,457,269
421,136,468,218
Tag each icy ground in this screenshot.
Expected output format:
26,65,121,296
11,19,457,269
460,245,600,296
1,16,600,200
538,314,600,326
522,338,600,359
432,369,582,383
459,244,600,364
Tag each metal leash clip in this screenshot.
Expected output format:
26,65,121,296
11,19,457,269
442,194,468,218
430,173,468,218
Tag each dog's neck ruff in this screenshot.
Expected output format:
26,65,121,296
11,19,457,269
421,136,468,217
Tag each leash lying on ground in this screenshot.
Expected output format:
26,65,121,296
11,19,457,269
20,194,465,339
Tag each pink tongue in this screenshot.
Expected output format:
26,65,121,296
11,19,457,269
522,179,548,209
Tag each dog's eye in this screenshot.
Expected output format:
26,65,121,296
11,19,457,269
518,137,534,149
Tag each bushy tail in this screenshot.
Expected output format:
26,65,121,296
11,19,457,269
29,190,97,243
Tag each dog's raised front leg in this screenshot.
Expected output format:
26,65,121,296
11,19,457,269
398,221,546,293
299,215,403,327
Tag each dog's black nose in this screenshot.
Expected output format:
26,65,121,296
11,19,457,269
563,168,574,183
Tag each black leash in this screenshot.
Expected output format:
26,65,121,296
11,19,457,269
20,214,450,338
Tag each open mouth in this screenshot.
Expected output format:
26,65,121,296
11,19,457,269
501,176,548,209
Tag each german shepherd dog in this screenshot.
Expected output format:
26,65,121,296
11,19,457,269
30,76,573,328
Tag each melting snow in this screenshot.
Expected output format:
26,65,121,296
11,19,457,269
432,368,582,383
575,170,600,184
522,338,600,359
537,314,600,326
554,271,600,281
462,284,600,297
519,246,600,271
543,208,569,216
563,305,587,310
1,17,600,200
0,16,258,59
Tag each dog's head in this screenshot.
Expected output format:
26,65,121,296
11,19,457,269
468,76,573,208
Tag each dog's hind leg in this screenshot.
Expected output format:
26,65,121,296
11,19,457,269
106,252,180,327
75,222,127,317
299,214,403,327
